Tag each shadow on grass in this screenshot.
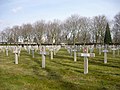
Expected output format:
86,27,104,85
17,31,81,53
34,59,41,65
30,56,83,90
45,68,62,80
89,59,120,68
51,60,83,70
54,54,73,61
45,67,82,90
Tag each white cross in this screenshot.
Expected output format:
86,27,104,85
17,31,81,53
67,46,72,56
72,48,77,62
102,49,108,64
40,46,46,68
31,47,35,58
6,46,9,56
111,45,117,57
13,46,19,64
80,46,95,74
89,45,94,53
98,45,102,55
117,46,120,56
48,46,54,60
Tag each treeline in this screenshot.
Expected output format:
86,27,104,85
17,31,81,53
0,12,120,44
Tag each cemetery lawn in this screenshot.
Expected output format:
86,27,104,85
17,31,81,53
0,48,120,90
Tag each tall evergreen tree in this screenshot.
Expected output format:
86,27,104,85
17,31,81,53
104,23,112,44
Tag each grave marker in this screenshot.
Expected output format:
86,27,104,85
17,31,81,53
31,47,35,58
40,46,46,68
49,46,54,60
53,46,57,55
6,46,8,56
117,46,120,56
18,47,21,57
98,45,102,55
72,46,77,62
102,49,108,64
28,46,31,54
111,45,117,57
80,46,95,74
67,46,72,56
89,45,94,53
13,46,18,64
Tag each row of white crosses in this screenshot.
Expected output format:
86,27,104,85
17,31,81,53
24,45,38,58
39,45,61,68
0,46,8,56
66,45,95,61
24,45,46,68
66,45,95,74
0,46,21,57
111,45,116,57
53,46,61,55
20,45,61,68
102,45,120,64
66,45,77,61
97,45,108,64
24,45,32,54
47,45,61,60
111,45,120,57
0,46,5,53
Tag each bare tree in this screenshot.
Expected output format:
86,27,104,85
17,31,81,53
112,12,120,43
92,15,108,44
2,27,12,43
46,20,61,44
79,17,91,44
0,30,8,43
10,25,21,44
64,15,80,45
2,13,119,45
33,20,46,45
62,15,93,44
21,23,33,43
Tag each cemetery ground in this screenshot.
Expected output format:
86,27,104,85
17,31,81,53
0,47,120,90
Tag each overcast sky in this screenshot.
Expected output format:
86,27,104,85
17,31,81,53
0,0,120,30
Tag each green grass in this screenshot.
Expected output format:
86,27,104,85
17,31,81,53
0,48,120,90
